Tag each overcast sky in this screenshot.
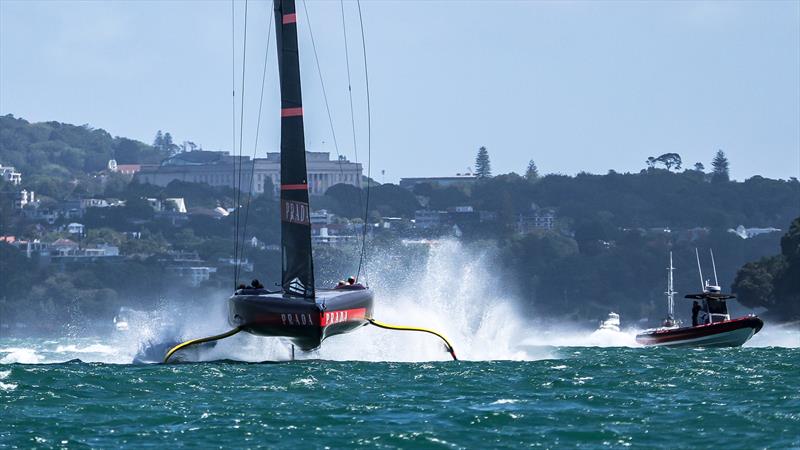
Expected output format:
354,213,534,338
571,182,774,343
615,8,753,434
1,0,798,182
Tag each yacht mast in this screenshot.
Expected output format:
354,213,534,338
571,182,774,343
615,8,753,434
275,0,315,298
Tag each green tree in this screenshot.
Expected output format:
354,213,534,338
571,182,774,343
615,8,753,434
84,228,125,246
774,217,800,310
162,132,180,156
711,149,730,183
694,162,705,172
733,256,784,310
656,153,682,171
369,184,421,218
114,138,142,164
647,153,682,171
120,231,169,256
428,186,469,210
732,217,800,320
323,183,364,219
475,146,492,178
0,244,37,299
525,159,539,181
153,130,164,150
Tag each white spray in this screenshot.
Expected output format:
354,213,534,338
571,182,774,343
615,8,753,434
3,240,797,365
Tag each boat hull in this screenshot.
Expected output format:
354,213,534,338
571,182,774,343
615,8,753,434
635,316,763,348
227,288,374,351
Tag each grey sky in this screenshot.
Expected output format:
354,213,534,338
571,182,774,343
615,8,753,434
1,0,798,183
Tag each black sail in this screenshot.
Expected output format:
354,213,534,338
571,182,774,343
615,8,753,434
275,0,315,298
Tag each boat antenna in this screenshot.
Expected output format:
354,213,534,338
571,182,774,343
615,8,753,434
666,251,676,318
695,248,705,290
709,249,719,286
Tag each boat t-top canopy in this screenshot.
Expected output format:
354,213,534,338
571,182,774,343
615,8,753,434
684,293,736,301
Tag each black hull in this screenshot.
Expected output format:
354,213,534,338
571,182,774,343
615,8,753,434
227,288,374,351
635,316,764,347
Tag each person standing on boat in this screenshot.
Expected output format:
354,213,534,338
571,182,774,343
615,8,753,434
692,301,701,326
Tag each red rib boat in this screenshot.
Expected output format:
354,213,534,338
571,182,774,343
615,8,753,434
636,250,763,348
635,314,763,347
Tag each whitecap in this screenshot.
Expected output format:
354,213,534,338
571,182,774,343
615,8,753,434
491,399,519,405
291,377,318,387
0,348,41,364
55,343,115,354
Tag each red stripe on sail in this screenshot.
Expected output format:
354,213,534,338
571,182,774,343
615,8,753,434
281,184,308,191
281,107,303,117
319,308,367,327
283,13,297,24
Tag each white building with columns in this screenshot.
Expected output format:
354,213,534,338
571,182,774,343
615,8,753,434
136,151,362,196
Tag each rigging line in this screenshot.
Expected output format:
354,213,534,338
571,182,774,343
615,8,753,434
239,4,274,273
235,0,250,285
340,0,359,168
355,0,372,285
231,0,240,288
301,0,345,181
341,0,366,279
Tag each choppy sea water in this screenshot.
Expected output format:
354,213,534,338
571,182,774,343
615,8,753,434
2,340,798,448
2,243,798,447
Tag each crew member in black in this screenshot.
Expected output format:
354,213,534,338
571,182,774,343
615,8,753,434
691,301,701,327
347,276,356,285
250,279,264,289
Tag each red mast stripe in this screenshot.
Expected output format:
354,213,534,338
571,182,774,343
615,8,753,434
281,107,303,117
282,13,297,24
281,184,308,191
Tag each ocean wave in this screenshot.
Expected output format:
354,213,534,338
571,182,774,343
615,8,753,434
0,348,42,364
54,343,116,354
745,323,800,348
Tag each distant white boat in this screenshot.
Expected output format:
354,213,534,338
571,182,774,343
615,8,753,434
112,307,133,332
598,312,621,332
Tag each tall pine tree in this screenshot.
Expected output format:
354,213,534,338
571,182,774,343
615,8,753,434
525,159,539,181
163,132,179,156
475,146,492,178
153,130,164,150
711,149,730,183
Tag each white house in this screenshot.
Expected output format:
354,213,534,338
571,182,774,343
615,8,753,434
13,190,35,209
728,225,781,239
84,244,120,257
66,223,85,235
0,164,22,185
